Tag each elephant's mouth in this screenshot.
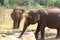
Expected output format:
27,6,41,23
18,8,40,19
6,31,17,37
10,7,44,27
29,20,37,24
28,18,38,24
30,17,40,24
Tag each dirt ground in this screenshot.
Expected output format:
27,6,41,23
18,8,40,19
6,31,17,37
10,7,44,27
0,29,60,40
0,33,60,40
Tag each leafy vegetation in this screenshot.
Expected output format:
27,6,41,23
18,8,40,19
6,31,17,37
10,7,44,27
0,0,60,8
54,0,60,8
0,0,54,8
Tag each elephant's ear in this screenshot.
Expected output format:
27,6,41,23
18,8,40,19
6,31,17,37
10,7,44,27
13,8,17,12
21,9,25,13
11,9,16,14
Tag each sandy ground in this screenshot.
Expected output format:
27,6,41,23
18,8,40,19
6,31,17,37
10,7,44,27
0,29,60,40
0,33,60,40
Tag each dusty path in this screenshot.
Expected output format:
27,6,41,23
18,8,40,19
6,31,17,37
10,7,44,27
0,30,59,40
0,32,60,40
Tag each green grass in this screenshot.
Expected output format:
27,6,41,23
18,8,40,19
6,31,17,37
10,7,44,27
0,29,36,35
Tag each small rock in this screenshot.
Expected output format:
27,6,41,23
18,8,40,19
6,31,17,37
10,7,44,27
8,35,21,40
2,34,7,37
14,33,20,37
21,33,36,40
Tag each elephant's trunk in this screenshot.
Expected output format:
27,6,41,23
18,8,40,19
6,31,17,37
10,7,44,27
18,19,29,38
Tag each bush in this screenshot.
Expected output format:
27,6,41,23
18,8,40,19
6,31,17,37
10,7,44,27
34,2,43,9
27,3,43,9
10,4,19,8
0,4,2,11
28,5,33,9
0,6,2,11
54,0,60,8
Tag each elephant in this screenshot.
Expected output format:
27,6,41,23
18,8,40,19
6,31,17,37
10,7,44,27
11,8,25,29
18,8,60,40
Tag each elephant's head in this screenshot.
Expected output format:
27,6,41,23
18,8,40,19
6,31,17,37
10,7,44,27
18,9,41,38
13,8,25,15
26,9,40,24
11,8,25,29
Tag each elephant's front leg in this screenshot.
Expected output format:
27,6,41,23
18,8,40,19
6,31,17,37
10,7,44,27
35,23,45,40
40,23,45,40
56,29,60,38
35,23,40,40
40,27,45,40
18,19,29,38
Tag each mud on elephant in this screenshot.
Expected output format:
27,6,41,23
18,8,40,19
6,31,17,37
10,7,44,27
19,8,60,40
11,8,25,29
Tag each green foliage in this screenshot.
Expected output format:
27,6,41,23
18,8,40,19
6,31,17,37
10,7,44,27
28,5,33,9
0,30,8,34
54,0,60,8
0,4,2,11
0,29,35,34
3,0,43,8
0,0,4,5
34,2,43,9
10,4,19,8
2,0,59,8
39,0,55,6
47,0,55,6
4,0,9,7
13,29,20,33
0,6,2,11
0,29,20,34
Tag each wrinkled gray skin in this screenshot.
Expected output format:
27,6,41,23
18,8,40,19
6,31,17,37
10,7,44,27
11,8,25,29
19,8,60,40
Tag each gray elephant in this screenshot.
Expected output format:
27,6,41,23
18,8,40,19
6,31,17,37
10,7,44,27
18,8,60,40
11,8,25,29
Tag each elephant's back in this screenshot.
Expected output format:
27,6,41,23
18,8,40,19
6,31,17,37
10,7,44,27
48,9,60,13
46,8,60,29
